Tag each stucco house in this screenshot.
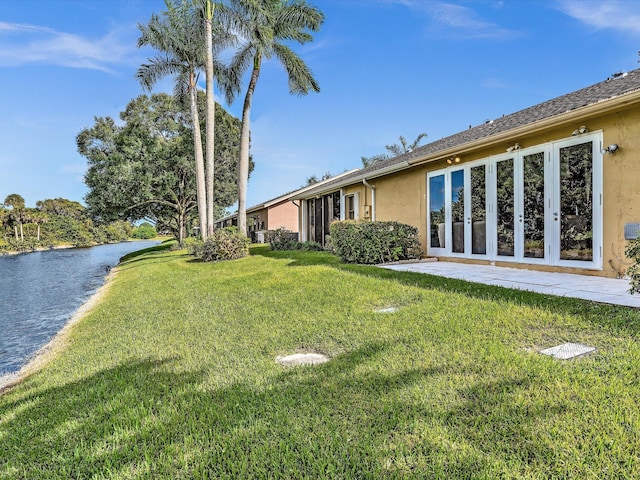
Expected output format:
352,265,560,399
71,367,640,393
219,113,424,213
215,169,357,240
295,69,640,278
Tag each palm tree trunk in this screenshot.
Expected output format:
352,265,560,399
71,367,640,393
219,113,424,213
189,74,208,240
237,55,261,237
19,223,24,242
204,2,215,237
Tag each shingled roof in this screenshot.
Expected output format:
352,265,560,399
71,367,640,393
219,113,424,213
297,68,640,198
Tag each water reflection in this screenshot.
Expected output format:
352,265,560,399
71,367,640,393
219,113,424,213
0,241,159,375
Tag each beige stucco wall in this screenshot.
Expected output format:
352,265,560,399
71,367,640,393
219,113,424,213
600,107,640,277
343,101,640,278
366,168,429,248
342,185,367,220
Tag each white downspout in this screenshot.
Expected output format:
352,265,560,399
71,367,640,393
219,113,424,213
362,178,376,221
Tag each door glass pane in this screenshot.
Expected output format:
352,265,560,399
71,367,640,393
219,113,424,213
314,199,323,243
471,165,486,254
559,142,593,261
347,195,354,220
496,158,515,256
451,170,465,253
523,152,545,259
428,175,445,248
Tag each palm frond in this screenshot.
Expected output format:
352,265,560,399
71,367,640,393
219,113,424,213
137,54,185,90
273,43,319,95
274,1,324,42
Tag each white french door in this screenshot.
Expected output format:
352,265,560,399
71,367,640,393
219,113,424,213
493,147,549,265
551,136,602,269
426,133,602,270
427,162,489,260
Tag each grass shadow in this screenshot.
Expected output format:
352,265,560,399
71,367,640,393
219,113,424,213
0,342,561,478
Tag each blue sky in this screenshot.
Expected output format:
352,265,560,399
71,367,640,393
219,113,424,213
1,0,640,212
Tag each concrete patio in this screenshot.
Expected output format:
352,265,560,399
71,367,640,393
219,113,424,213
381,261,640,308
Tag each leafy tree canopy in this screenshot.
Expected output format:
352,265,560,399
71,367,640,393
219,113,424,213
79,92,251,242
0,195,131,251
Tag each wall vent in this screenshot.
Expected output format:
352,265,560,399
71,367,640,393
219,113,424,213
624,223,640,240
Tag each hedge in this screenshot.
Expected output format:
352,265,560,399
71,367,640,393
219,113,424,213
330,220,421,264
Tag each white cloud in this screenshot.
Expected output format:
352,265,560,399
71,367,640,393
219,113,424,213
375,0,521,40
0,21,137,72
556,1,640,34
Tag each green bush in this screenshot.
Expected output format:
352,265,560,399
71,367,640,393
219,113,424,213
626,238,640,294
330,220,422,264
268,228,299,251
183,237,201,254
191,229,250,262
268,228,323,251
132,222,157,239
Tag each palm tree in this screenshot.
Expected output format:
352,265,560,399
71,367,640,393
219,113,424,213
387,133,428,156
30,209,49,242
0,205,9,241
138,0,208,238
221,0,324,236
201,0,217,237
361,133,428,167
4,194,26,241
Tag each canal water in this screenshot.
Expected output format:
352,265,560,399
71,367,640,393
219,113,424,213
0,241,159,376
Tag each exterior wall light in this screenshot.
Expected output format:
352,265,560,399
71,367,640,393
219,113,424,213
572,125,589,136
446,156,461,165
602,144,619,154
506,143,521,152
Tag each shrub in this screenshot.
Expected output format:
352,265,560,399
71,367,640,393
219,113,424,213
269,228,299,251
330,220,422,264
191,229,250,262
626,238,640,294
183,237,201,254
107,220,134,242
268,228,323,252
132,222,157,239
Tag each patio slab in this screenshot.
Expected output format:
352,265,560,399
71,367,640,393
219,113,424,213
381,262,640,308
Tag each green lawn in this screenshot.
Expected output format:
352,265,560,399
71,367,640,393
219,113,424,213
2,245,640,479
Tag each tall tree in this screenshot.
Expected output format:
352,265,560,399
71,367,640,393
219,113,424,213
137,0,209,238
79,93,248,243
201,0,217,237
28,209,49,242
0,206,8,241
4,194,26,241
221,0,324,236
36,198,88,221
361,132,428,167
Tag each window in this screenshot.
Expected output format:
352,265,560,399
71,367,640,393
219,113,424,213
346,195,355,220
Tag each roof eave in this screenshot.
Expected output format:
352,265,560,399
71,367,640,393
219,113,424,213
408,89,640,167
293,161,410,199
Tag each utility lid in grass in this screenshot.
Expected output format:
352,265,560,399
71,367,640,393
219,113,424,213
539,343,596,360
276,353,329,367
374,307,398,313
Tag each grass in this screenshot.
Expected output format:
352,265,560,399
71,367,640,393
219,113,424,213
1,245,640,478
